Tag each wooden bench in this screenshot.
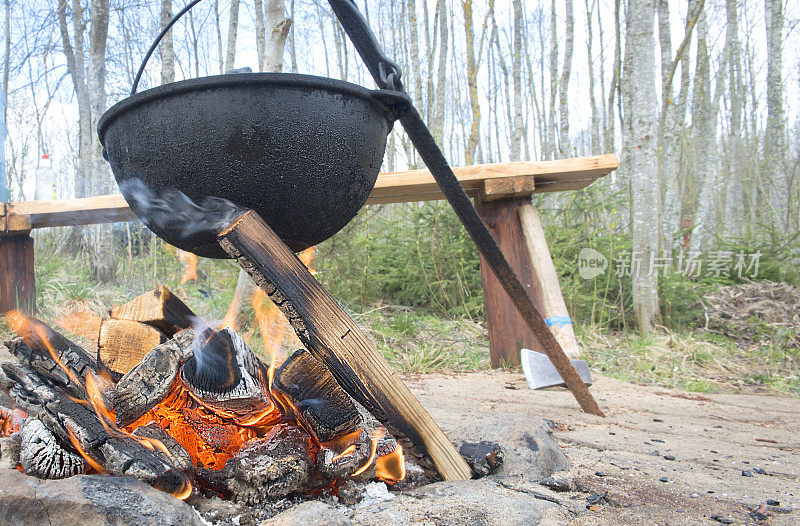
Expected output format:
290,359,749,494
0,154,618,367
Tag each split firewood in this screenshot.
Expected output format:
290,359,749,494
98,318,167,377
109,285,195,336
131,422,193,471
272,348,362,442
113,329,195,428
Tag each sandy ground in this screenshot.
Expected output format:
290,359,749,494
405,370,799,525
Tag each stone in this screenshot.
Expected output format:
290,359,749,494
0,434,21,470
451,415,569,482
350,478,561,526
540,475,571,492
261,501,352,526
0,468,204,526
188,495,258,526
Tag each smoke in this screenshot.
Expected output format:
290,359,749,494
118,178,246,242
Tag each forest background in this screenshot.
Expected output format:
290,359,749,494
2,0,798,394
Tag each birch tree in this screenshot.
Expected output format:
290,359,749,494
627,0,660,333
558,0,573,157
764,0,787,228
723,0,743,235
58,0,114,282
225,0,240,71
160,0,174,84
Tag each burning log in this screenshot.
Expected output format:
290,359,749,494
20,418,87,479
202,426,312,504
2,362,190,497
98,318,167,377
131,422,193,471
113,329,195,428
218,210,472,480
109,286,195,336
179,328,270,412
6,314,103,400
272,349,362,442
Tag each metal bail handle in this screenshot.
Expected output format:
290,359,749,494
131,0,403,96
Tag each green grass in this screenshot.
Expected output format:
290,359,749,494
3,232,795,397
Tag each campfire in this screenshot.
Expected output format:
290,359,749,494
0,286,408,505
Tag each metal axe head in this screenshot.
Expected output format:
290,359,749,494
521,348,593,390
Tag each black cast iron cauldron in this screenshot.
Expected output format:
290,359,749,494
98,73,409,259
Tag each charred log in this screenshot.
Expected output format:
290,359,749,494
180,328,267,408
201,425,312,504
458,441,504,478
113,329,195,427
132,422,193,471
316,428,372,479
20,418,86,479
3,362,189,494
5,316,100,399
273,349,362,442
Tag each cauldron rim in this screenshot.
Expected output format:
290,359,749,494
98,72,395,145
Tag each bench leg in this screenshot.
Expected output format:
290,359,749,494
0,233,36,315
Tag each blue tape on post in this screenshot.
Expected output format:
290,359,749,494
545,316,572,327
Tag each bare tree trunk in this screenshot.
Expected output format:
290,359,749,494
628,0,660,333
724,0,743,235
689,11,730,255
87,0,113,282
558,0,574,157
547,0,558,159
254,0,266,71
584,0,599,154
658,0,703,256
263,0,291,72
764,0,787,229
431,0,448,144
160,0,174,84
225,0,240,71
214,0,223,73
606,0,621,153
463,0,480,164
509,0,524,161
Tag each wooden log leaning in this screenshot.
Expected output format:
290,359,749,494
518,204,581,359
218,210,472,481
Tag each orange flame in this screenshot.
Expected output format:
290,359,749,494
331,444,357,463
178,251,199,285
352,428,384,477
66,428,106,474
376,445,406,484
0,407,27,436
55,305,102,342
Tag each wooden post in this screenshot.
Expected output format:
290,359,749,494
475,197,544,368
0,233,36,315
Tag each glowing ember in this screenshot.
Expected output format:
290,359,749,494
0,406,27,436
178,250,199,284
